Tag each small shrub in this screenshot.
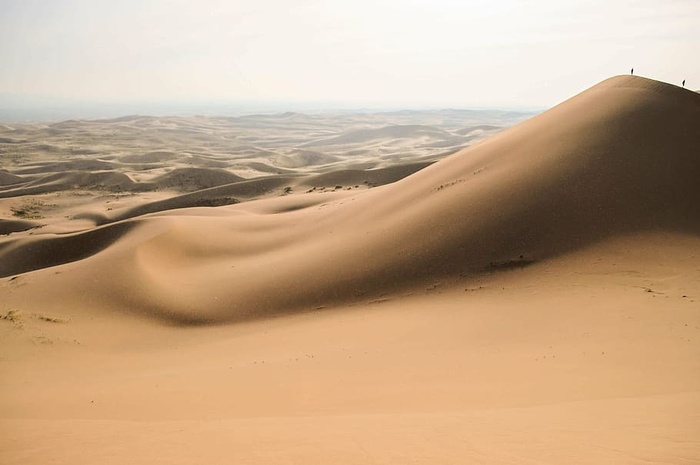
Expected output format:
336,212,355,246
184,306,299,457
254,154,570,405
11,200,44,219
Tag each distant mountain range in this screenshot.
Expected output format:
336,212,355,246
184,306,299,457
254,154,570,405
0,93,542,123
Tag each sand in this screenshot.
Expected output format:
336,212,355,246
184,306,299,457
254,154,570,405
1,76,699,463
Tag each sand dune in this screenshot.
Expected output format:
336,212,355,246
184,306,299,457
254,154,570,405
300,161,433,190
0,218,40,235
0,170,24,186
151,167,244,192
13,159,115,175
0,171,137,198
1,76,699,463
0,221,136,277
301,124,454,147
454,123,502,135
3,75,696,323
272,149,340,168
0,108,521,191
119,150,179,164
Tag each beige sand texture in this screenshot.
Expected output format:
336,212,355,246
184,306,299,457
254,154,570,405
1,75,700,463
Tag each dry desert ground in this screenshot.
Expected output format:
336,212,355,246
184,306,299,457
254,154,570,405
1,75,699,463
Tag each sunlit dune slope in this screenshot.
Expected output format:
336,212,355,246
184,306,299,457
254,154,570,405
1,75,698,323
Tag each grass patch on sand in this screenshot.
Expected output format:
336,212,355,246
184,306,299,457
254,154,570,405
1,309,23,327
36,314,69,324
10,199,45,219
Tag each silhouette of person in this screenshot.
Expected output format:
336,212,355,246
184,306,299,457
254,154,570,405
631,68,634,75
682,79,685,87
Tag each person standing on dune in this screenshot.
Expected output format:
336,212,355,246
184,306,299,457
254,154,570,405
682,79,685,87
631,68,634,75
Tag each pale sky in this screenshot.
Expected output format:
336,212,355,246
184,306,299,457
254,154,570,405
1,0,698,110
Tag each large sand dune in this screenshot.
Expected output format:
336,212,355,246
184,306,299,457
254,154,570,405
2,75,697,322
1,76,699,463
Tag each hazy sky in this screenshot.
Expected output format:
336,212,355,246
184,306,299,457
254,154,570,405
1,0,698,109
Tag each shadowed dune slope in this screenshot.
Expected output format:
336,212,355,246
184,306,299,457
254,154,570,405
0,170,25,186
119,151,179,163
0,171,138,198
1,76,698,324
0,221,136,277
13,160,115,175
92,175,300,224
301,161,434,188
0,219,40,235
151,168,244,192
